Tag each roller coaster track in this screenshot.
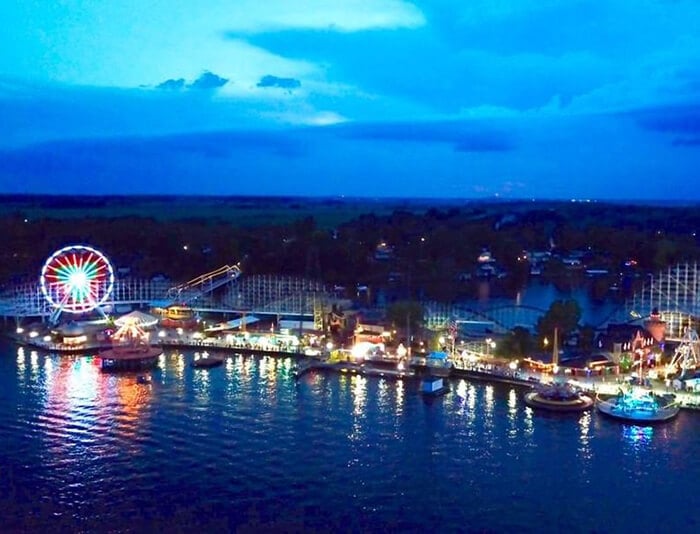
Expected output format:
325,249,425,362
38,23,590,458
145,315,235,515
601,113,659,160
166,264,242,304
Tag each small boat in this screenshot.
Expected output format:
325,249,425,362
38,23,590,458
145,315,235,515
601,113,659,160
191,355,224,368
293,360,314,379
421,375,449,396
596,389,679,423
361,360,415,379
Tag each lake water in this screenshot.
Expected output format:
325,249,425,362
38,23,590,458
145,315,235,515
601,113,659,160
1,339,698,533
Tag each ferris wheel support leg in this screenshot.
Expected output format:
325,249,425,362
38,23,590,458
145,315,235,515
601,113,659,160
49,307,62,326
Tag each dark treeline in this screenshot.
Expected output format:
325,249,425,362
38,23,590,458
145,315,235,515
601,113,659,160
2,199,700,301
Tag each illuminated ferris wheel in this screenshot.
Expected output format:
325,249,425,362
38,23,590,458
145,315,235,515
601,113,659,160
40,245,115,322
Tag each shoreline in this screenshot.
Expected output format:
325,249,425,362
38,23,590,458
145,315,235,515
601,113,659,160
6,333,700,412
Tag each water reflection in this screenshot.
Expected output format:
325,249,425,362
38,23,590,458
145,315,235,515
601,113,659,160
23,351,156,475
351,375,367,416
348,375,368,444
193,366,211,402
16,346,26,376
507,389,518,439
577,411,593,462
622,424,654,449
522,405,534,437
395,380,404,416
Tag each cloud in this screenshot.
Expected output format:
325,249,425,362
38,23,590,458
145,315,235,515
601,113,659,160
630,104,700,149
223,0,425,33
157,78,186,90
338,120,515,152
673,137,700,147
632,104,700,134
189,71,229,90
257,75,302,90
154,71,229,91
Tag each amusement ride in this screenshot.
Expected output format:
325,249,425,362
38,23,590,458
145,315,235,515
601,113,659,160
40,245,115,324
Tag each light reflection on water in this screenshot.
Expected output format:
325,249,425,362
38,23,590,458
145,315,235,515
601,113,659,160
395,379,404,416
622,424,655,449
2,341,700,532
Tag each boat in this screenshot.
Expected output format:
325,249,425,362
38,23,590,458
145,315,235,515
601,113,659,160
191,353,224,368
524,381,593,412
361,359,415,379
421,375,449,396
596,389,679,423
293,360,315,379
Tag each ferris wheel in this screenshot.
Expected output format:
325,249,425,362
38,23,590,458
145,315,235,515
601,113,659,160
40,245,115,322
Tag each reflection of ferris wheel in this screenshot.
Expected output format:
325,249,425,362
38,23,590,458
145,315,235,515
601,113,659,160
40,245,115,322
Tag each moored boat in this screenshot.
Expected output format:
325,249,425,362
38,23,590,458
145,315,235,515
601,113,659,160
191,354,224,368
421,375,449,396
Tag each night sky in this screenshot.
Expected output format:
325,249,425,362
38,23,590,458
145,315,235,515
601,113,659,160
2,1,700,200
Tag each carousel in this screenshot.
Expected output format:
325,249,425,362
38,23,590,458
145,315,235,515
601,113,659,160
99,311,162,372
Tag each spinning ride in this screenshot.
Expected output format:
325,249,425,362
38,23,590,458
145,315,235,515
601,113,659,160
40,245,115,323
667,328,700,378
524,382,594,412
596,389,679,423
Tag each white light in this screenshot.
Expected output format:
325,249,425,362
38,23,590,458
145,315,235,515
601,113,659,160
43,335,52,342
326,342,334,350
158,330,166,338
29,331,39,338
69,271,88,290
509,360,518,370
16,327,24,334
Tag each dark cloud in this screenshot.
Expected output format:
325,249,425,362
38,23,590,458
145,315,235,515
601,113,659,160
631,105,700,148
257,75,301,90
0,129,303,177
672,137,700,147
157,78,186,90
188,71,229,90
338,120,515,152
632,104,700,133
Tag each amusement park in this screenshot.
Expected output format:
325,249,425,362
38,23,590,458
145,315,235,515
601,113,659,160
3,243,700,421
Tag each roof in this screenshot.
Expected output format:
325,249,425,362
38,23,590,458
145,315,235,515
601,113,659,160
115,310,159,327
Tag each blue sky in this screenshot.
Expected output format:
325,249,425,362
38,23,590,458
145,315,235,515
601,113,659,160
1,0,700,199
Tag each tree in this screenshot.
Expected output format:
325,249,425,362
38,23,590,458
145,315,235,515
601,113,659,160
536,299,582,346
496,326,533,358
578,325,596,352
386,301,424,337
